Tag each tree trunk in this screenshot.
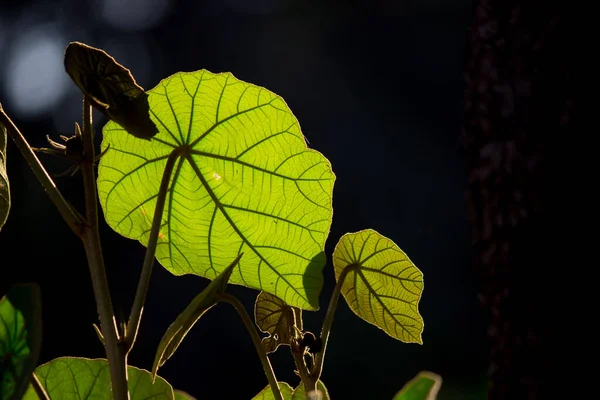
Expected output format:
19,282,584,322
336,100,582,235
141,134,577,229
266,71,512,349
461,1,573,398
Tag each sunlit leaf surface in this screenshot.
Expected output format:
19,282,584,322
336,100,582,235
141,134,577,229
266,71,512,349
392,371,442,400
98,70,334,309
22,357,174,399
254,291,302,354
332,229,424,343
252,382,293,400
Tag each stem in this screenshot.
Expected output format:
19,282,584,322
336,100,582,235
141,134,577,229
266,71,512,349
291,349,315,393
80,97,129,400
31,373,50,400
124,150,182,350
218,293,284,400
0,103,84,235
311,266,354,381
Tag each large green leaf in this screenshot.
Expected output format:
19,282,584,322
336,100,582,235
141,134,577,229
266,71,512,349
392,371,442,400
22,357,174,399
254,291,302,354
252,382,293,400
332,229,424,343
153,254,242,378
97,70,335,310
0,118,9,231
0,284,42,400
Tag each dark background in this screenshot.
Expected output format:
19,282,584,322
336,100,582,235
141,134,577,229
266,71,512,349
1,1,490,399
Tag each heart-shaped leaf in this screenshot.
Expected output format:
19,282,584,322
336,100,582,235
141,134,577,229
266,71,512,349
98,69,335,310
22,357,175,399
0,284,42,400
1,119,10,231
255,291,302,354
252,382,293,400
392,371,442,400
332,229,424,343
292,381,330,400
153,254,242,378
64,42,158,140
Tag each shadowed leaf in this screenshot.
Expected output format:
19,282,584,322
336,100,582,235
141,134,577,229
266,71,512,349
97,69,335,310
22,357,174,399
254,291,302,354
174,389,196,400
0,284,42,400
0,118,9,231
64,41,158,140
152,254,242,379
392,371,442,400
332,229,424,343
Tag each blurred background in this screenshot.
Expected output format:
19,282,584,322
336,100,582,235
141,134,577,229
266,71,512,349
1,0,572,399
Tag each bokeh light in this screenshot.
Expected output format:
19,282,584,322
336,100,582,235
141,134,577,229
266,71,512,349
97,0,172,31
3,24,70,118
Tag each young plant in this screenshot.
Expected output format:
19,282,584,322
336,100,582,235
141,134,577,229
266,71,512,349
0,42,435,400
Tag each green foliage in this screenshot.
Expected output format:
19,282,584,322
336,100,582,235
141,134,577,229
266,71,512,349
254,291,302,354
152,254,242,378
253,381,330,400
0,118,9,231
22,357,174,399
392,371,442,400
97,69,335,310
0,284,42,400
332,229,424,343
174,390,196,400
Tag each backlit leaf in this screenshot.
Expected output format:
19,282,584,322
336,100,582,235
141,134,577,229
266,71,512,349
152,254,242,378
1,118,9,231
252,382,293,400
292,381,330,400
22,357,174,399
254,291,302,354
332,229,424,343
97,70,335,310
392,371,442,400
64,42,158,140
0,284,42,400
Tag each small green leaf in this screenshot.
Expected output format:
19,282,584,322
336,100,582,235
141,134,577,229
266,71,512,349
22,357,174,399
392,371,442,400
153,254,242,378
64,42,158,140
254,291,302,354
0,283,42,400
252,382,293,400
292,381,330,400
0,118,10,231
332,229,424,343
98,69,335,310
174,389,196,400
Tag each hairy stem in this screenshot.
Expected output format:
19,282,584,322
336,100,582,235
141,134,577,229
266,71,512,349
0,104,84,235
311,266,354,381
124,150,182,351
292,349,315,393
80,97,129,400
218,294,284,400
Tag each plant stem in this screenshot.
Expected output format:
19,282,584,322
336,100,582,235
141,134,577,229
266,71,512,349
0,104,84,235
291,349,315,393
80,97,129,400
31,373,50,400
311,266,354,381
124,150,182,351
218,293,284,400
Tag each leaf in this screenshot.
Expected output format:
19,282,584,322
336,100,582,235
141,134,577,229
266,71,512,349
22,357,175,399
0,118,9,231
252,382,293,400
332,229,424,343
292,381,330,400
153,254,242,378
97,69,335,310
392,371,442,400
64,42,158,140
174,389,197,400
0,283,42,400
254,291,302,354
